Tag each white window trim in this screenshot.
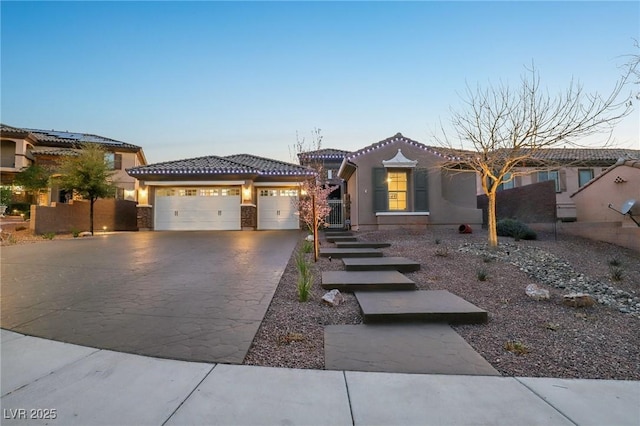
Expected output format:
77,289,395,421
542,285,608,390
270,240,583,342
145,180,245,186
376,212,430,216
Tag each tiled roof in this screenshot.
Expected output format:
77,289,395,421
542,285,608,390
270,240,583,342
127,154,314,177
24,127,142,151
517,148,640,164
1,123,141,151
345,133,464,162
1,123,30,136
298,148,351,161
31,146,81,156
225,154,314,176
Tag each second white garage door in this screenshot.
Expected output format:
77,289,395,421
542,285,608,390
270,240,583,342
155,187,241,231
258,188,300,230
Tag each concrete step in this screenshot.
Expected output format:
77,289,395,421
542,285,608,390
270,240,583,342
324,231,354,237
325,323,499,376
321,271,416,292
355,290,488,324
326,236,358,243
335,241,391,249
320,248,383,259
342,257,420,272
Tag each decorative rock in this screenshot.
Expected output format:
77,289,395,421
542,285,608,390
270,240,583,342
79,231,93,237
305,234,314,242
525,284,549,301
322,289,344,307
458,242,640,317
562,293,596,308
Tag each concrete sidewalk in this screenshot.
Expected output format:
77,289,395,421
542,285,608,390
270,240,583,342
2,330,638,426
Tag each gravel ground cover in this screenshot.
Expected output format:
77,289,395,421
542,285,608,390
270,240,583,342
245,227,640,380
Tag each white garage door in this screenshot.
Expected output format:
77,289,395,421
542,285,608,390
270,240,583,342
155,187,241,231
258,188,300,230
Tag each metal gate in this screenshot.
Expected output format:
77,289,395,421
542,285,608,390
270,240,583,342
326,200,344,228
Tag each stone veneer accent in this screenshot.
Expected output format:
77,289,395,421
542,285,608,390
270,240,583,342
137,205,153,230
241,204,257,230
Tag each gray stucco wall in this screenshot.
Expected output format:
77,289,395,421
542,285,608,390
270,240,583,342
345,140,481,229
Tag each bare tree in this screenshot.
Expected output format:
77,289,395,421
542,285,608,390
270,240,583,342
438,65,635,247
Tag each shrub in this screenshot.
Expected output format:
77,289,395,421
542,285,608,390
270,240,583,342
476,268,488,281
608,257,622,267
71,228,81,238
504,340,529,355
295,250,313,302
41,232,56,240
496,218,536,240
609,266,623,281
301,239,313,253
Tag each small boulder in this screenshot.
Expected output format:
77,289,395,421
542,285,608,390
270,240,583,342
525,284,549,301
322,289,344,307
79,231,93,237
305,234,314,242
563,293,596,308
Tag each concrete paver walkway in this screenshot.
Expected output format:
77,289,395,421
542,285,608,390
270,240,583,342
0,231,298,363
325,323,500,375
2,331,638,426
356,290,488,324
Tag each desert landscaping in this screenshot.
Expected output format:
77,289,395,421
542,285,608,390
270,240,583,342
245,227,640,380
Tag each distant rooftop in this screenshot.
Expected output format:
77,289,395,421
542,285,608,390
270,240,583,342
23,128,141,150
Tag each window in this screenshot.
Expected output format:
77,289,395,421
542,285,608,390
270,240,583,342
178,189,197,196
578,169,594,187
260,189,278,197
156,189,176,197
221,188,240,196
538,170,560,192
200,189,216,197
279,189,298,197
501,173,515,190
104,152,115,169
327,169,333,179
387,171,407,210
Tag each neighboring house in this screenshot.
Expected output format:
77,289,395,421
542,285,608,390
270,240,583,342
571,158,640,225
126,154,314,231
338,133,482,231
486,148,640,220
298,148,351,229
297,148,350,198
0,124,147,205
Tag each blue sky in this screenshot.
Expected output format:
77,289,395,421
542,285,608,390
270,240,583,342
2,1,638,164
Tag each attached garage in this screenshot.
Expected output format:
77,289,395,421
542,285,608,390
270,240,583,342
127,153,314,231
155,187,241,231
257,188,299,230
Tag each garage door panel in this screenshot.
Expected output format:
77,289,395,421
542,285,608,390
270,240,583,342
258,188,299,230
154,188,240,231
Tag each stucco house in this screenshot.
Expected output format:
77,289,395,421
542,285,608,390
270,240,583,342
487,148,640,220
1,124,147,205
338,133,482,230
126,154,314,231
297,148,350,195
571,158,640,225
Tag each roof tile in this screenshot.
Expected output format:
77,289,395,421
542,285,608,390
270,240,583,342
128,154,314,177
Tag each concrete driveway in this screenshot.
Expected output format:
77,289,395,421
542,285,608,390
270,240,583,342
0,231,299,363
